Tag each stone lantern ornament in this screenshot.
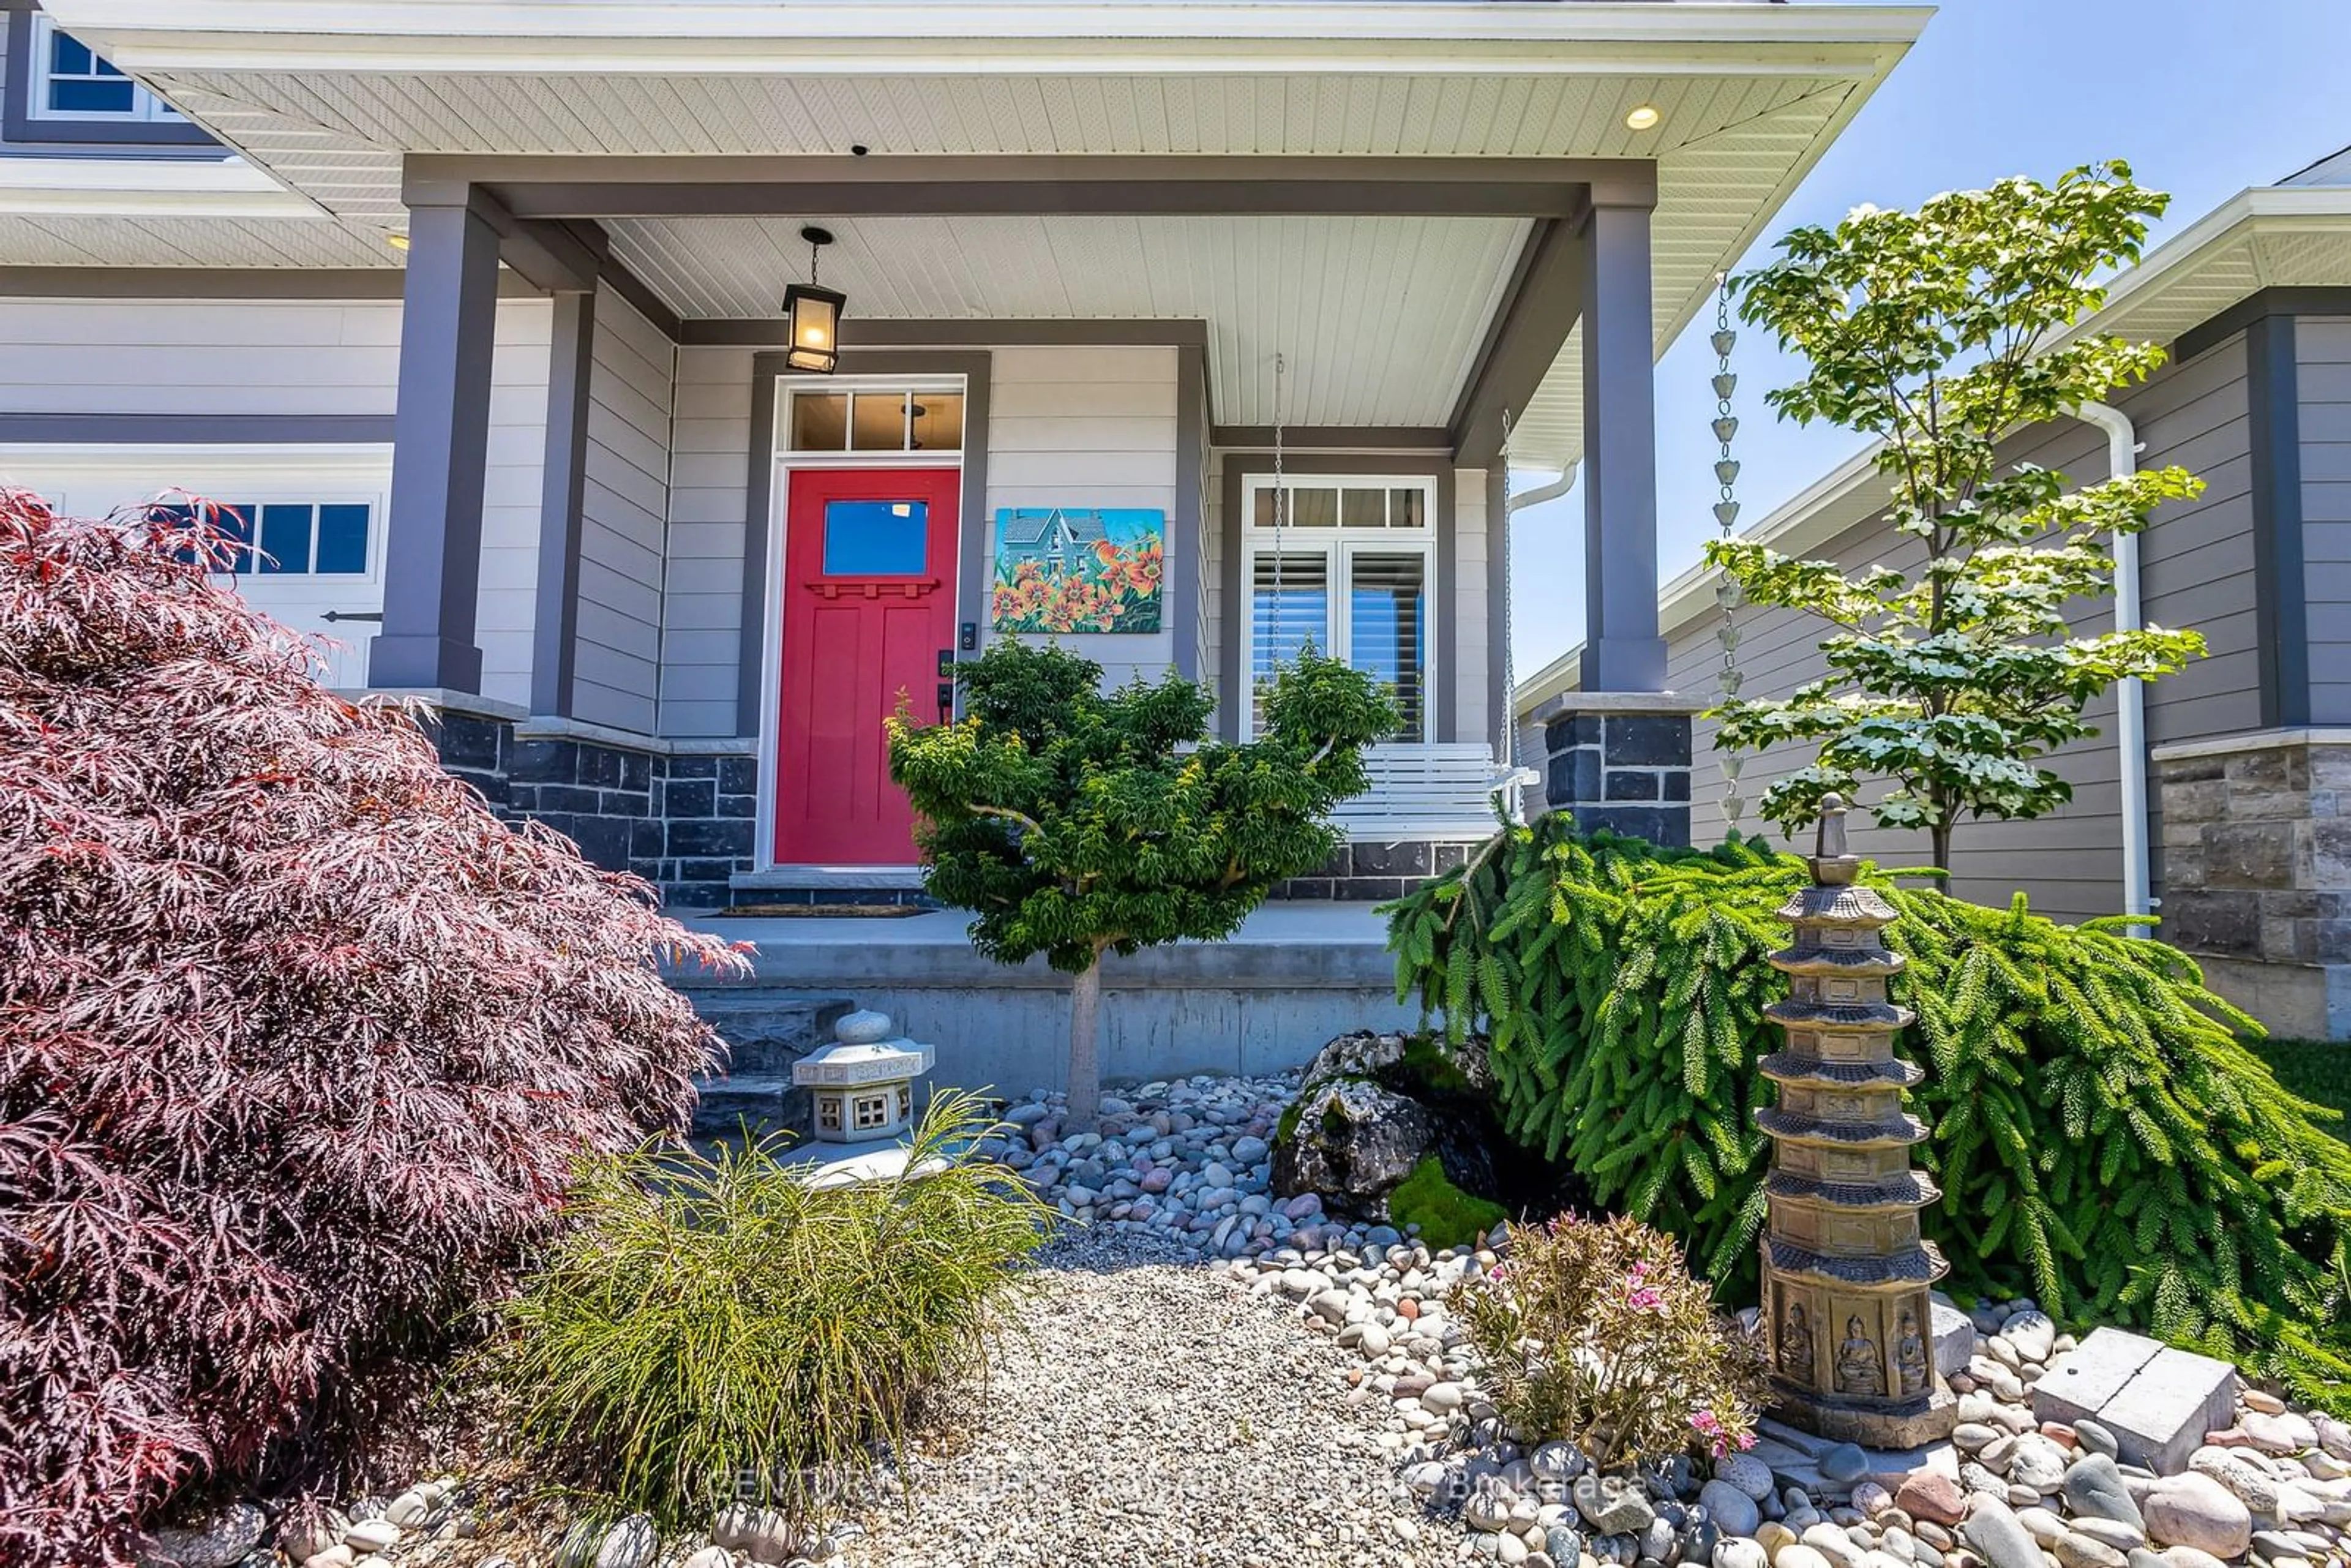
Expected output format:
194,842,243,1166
1756,796,1956,1448
792,1008,934,1144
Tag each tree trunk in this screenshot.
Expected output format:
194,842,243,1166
1065,958,1104,1134
1930,820,1953,874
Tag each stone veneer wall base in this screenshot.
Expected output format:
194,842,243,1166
401,697,758,910
2154,727,2351,1041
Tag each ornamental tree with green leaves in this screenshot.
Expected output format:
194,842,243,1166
887,640,1394,1132
1709,162,2208,869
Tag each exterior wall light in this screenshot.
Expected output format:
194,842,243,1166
782,224,847,374
1625,105,1662,132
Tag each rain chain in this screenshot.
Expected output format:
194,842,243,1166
1709,275,1748,833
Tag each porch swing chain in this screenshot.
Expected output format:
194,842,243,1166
1272,350,1287,656
1499,405,1519,778
1711,272,1749,832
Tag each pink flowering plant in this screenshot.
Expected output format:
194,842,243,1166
1449,1212,1767,1468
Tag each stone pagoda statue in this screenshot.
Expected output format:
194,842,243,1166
1756,796,1955,1447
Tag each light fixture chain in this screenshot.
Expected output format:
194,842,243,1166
1710,273,1747,833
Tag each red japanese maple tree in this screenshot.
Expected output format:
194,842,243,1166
0,490,747,1565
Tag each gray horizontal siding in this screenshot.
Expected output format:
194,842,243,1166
575,282,673,735
2298,315,2351,726
1671,330,2259,926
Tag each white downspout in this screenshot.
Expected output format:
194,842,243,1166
2077,402,2153,935
1509,464,1578,514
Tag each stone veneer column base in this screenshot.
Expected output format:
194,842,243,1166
378,691,759,911
2154,727,2351,1040
1269,839,1485,901
1528,691,1704,849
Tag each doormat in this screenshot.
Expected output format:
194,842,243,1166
714,903,931,919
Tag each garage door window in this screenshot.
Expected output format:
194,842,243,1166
163,502,372,576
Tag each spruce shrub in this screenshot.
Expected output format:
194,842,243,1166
1387,822,2351,1410
475,1093,1052,1537
0,493,747,1564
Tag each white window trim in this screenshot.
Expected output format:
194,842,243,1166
28,15,185,124
778,373,969,462
1239,472,1438,744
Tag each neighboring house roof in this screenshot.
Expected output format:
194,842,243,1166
999,511,1108,550
29,0,1929,471
1514,159,2351,719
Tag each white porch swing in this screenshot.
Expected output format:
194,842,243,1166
1250,349,1535,844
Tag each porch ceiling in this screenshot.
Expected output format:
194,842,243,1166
40,0,1928,470
606,214,1530,429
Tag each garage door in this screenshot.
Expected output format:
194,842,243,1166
0,445,392,688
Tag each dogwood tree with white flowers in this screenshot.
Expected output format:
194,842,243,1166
1710,161,2207,870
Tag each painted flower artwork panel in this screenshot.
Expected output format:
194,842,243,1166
991,508,1164,634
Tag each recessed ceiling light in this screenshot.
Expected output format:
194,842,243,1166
385,231,411,252
1624,104,1662,132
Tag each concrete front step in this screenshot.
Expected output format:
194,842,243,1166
688,990,855,1074
684,991,857,1140
691,1072,802,1141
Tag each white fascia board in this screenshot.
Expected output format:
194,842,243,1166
48,2,1930,75
0,157,314,219
2050,185,2351,349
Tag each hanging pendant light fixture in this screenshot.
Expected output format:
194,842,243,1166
782,225,847,374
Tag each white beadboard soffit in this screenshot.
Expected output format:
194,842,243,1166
609,214,1526,429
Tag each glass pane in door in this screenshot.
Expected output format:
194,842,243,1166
1251,551,1329,733
1349,552,1426,740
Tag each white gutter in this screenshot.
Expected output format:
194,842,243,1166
2077,401,2153,936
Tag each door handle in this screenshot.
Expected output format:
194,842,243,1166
936,682,954,721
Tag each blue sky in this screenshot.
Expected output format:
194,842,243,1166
1507,0,2351,682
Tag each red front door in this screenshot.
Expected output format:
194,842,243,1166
774,466,962,865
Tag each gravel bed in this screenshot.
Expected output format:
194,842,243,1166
833,1229,1447,1568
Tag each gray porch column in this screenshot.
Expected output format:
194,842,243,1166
369,189,503,692
531,287,596,715
1579,190,1667,693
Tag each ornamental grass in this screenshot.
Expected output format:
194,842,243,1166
474,1092,1054,1537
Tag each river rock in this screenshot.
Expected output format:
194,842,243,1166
1959,1500,2045,1568
1577,1473,1659,1536
1717,1539,1771,1568
1701,1480,1763,1537
2002,1311,2057,1365
2009,1436,2071,1493
2064,1456,2145,1529
1719,1454,1777,1502
2052,1532,2128,1568
594,1516,658,1568
2071,1520,2145,1554
342,1521,401,1558
1823,1446,1872,1485
2075,1421,2120,1461
1897,1473,1968,1528
2142,1473,2254,1559
2156,1549,2229,1568
144,1505,268,1568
